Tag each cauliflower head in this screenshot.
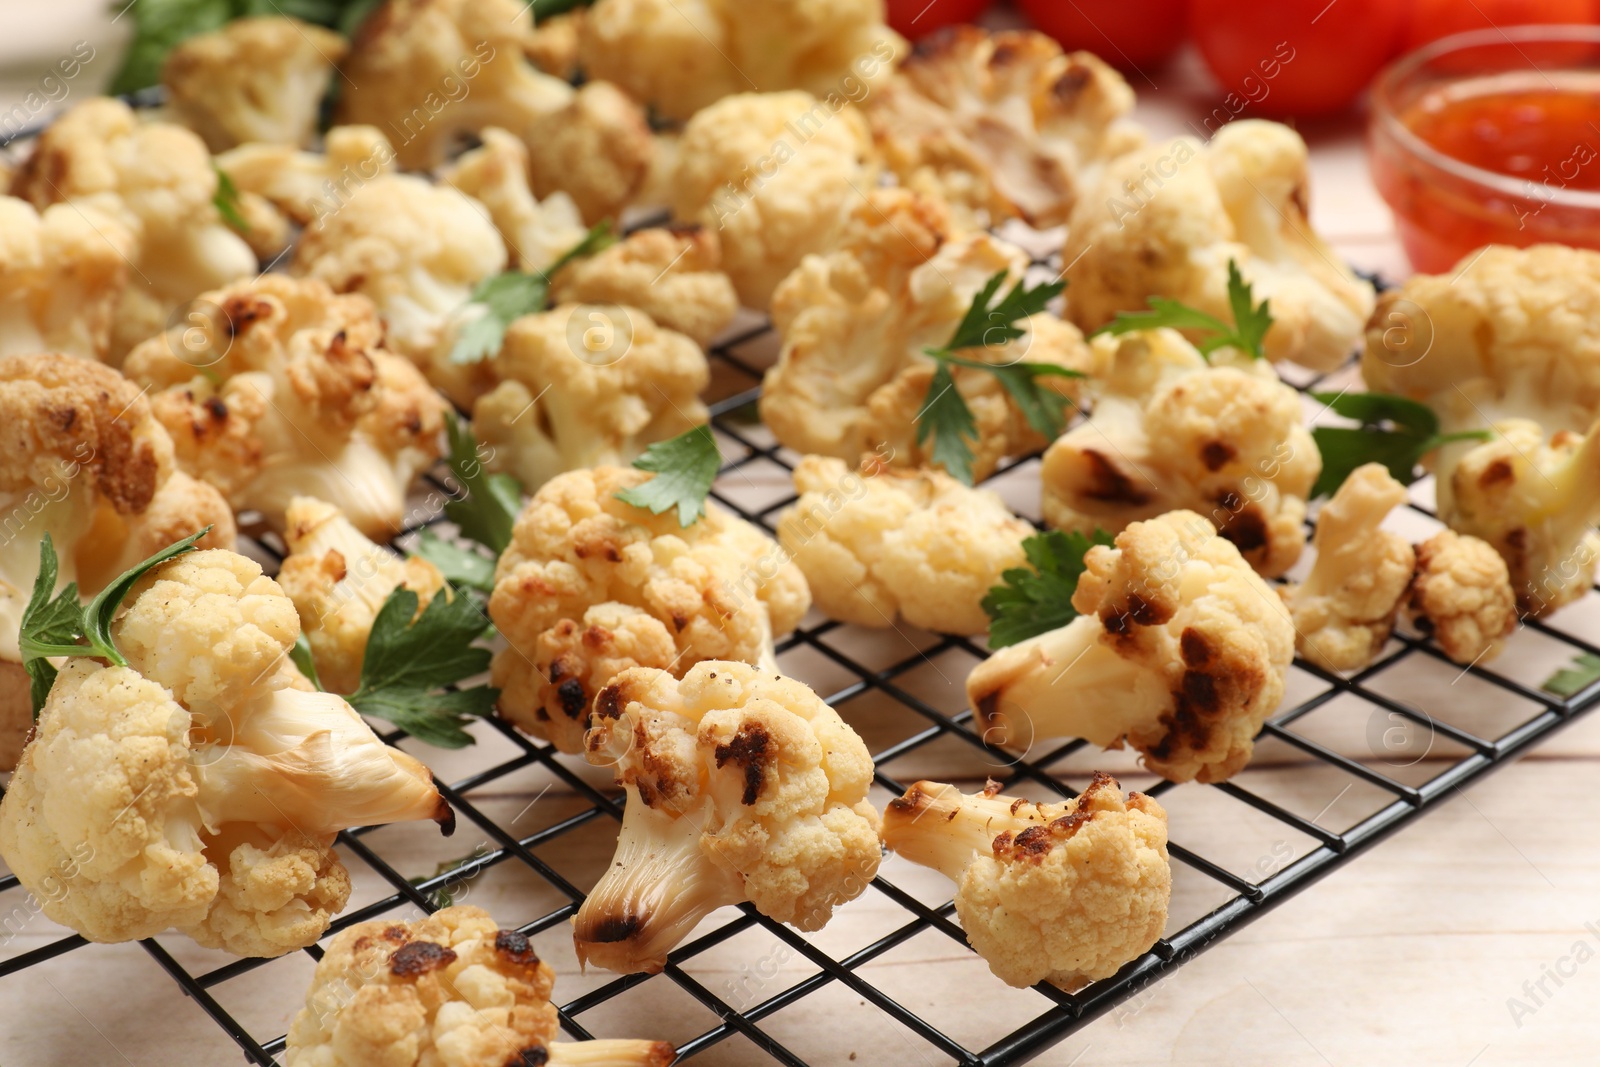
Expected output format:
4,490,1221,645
0,196,133,362
762,188,1094,481
162,16,347,151
125,274,448,538
576,661,880,973
0,549,450,956
488,466,809,753
1065,120,1375,373
777,454,1031,634
439,126,588,275
865,27,1142,229
968,510,1295,783
278,497,447,694
1040,327,1319,579
550,225,740,349
579,0,903,122
217,125,398,229
1405,530,1519,666
884,774,1169,990
669,90,876,310
469,305,710,494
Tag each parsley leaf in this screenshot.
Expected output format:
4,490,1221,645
412,530,500,593
212,165,250,234
346,588,498,749
1092,260,1271,361
443,413,523,556
1310,391,1492,499
916,363,978,486
614,424,722,527
935,272,1064,355
982,529,1115,648
1542,653,1600,700
290,632,323,690
529,0,596,17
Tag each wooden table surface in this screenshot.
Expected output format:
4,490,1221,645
2,6,1599,1066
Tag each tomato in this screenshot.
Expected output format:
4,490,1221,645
1189,0,1409,119
1017,0,1189,71
885,0,994,39
1403,0,1599,53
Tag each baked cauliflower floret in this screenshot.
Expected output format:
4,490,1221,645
0,196,133,361
865,27,1142,229
670,90,876,310
125,275,448,538
278,497,447,694
1065,121,1375,373
1040,327,1318,579
762,188,1093,481
1405,530,1519,665
489,467,809,753
778,455,1031,633
968,511,1295,783
577,661,880,974
1279,464,1415,673
883,774,1169,990
0,549,451,956
470,306,710,494
161,16,347,151
9,98,257,362
285,905,677,1067
440,126,588,275
216,125,398,229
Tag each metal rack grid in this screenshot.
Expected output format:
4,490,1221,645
0,217,1598,1066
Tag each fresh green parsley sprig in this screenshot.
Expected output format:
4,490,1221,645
1091,260,1272,361
442,413,524,557
1309,391,1492,499
1542,653,1600,700
212,165,250,234
981,529,1114,648
614,424,722,527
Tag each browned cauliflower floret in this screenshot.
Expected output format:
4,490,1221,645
669,90,876,310
0,196,133,361
968,511,1295,783
578,0,903,122
865,27,1142,229
762,188,1093,481
285,905,676,1066
124,275,448,538
883,774,1169,990
216,125,398,229
439,126,588,275
162,16,347,151
525,8,584,79
577,661,880,973
777,455,1031,634
1040,327,1319,579
1406,530,1519,665
1065,121,1375,373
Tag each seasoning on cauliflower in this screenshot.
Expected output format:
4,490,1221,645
470,306,710,495
968,510,1295,784
278,497,447,694
8,98,258,363
576,661,880,974
578,0,902,122
440,127,589,275
1064,120,1375,373
285,905,676,1067
0,196,133,361
865,27,1142,229
161,16,347,151
124,275,449,539
1405,530,1519,665
777,455,1031,634
488,467,809,753
761,188,1093,481
0,548,452,957
669,90,876,310
883,774,1169,990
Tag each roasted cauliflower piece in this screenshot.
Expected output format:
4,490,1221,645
762,188,1093,480
884,774,1169,990
439,126,588,274
550,226,740,349
215,125,398,229
669,90,876,310
0,196,133,362
162,16,346,151
968,511,1295,784
124,275,449,538
488,467,809,753
1039,326,1319,579
577,661,880,973
0,549,451,957
777,455,1031,634
1065,120,1375,373
9,98,257,362
1405,530,1519,665
286,905,676,1067
865,27,1142,229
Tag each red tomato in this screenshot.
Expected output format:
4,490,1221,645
885,0,994,39
1189,0,1409,119
1404,0,1599,53
1018,0,1189,71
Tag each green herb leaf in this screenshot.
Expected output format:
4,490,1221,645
614,424,722,527
915,362,978,486
1309,391,1493,498
529,0,597,18
412,530,499,593
1542,653,1600,699
981,529,1115,649
213,164,250,234
933,272,1065,357
1091,259,1271,361
546,220,616,276
932,354,1083,440
444,413,523,556
290,632,323,690
347,587,498,749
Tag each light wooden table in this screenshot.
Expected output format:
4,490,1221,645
2,6,1599,1066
